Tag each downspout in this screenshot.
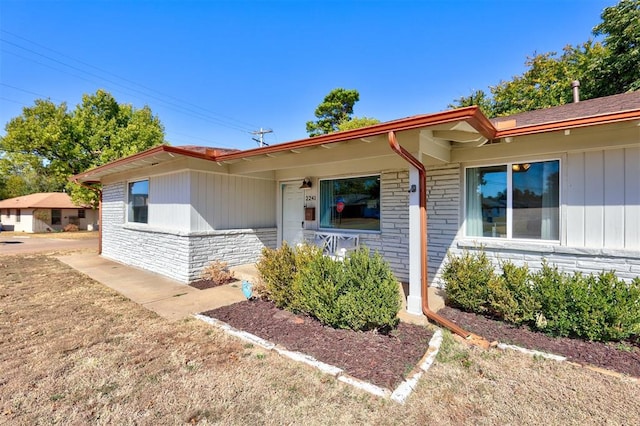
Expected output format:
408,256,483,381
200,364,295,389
388,131,471,339
71,178,103,255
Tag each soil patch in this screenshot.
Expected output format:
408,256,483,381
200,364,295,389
439,306,640,378
188,278,238,290
202,299,434,389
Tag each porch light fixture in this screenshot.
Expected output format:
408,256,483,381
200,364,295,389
300,178,312,189
512,163,531,172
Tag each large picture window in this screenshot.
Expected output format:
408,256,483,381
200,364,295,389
319,175,380,231
465,160,559,240
128,180,149,224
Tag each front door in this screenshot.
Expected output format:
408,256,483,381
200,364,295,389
281,182,305,246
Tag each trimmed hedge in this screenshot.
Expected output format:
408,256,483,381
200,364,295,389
257,244,401,332
443,250,640,342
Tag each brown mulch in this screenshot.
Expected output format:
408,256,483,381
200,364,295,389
189,278,237,290
439,306,640,378
202,299,434,390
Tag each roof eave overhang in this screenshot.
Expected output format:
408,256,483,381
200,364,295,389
215,106,496,162
495,109,640,138
72,107,496,183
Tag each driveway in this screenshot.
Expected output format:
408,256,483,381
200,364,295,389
0,234,97,255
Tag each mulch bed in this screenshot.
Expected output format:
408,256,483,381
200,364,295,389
438,306,640,378
189,279,237,290
202,299,434,390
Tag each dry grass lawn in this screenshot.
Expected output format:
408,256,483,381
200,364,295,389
1,254,639,425
1,230,98,240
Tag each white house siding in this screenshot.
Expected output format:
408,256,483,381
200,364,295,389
430,146,640,287
189,171,276,231
102,182,191,281
101,176,278,283
358,170,410,282
149,171,191,232
566,147,639,250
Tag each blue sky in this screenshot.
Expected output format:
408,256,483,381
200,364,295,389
0,0,614,150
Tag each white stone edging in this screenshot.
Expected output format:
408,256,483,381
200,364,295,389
496,342,567,362
193,314,445,403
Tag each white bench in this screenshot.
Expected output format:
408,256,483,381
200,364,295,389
306,231,359,260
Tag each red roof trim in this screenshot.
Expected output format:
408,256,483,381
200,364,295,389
215,106,496,161
495,109,640,138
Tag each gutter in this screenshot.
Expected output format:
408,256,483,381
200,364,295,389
387,131,471,339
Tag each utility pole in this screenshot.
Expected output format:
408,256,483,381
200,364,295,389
251,128,272,147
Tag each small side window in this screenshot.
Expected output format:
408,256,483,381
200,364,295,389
51,209,61,225
78,209,86,219
128,180,149,224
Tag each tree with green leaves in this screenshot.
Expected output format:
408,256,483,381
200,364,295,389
449,0,638,117
591,0,640,96
336,116,380,131
306,88,364,136
0,89,166,205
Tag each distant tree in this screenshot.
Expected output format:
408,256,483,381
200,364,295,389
306,88,361,136
591,0,640,96
448,0,638,116
0,89,166,205
448,89,494,117
336,116,380,131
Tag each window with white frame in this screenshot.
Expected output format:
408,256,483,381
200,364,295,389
465,160,559,240
319,175,380,231
128,180,149,224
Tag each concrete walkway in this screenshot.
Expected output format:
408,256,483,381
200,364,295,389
56,253,442,326
57,253,246,321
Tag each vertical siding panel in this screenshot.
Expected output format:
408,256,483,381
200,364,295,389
584,151,604,248
603,149,625,248
220,174,229,229
566,152,585,247
624,146,640,249
199,171,208,231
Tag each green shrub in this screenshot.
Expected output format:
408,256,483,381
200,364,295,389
337,248,401,331
488,261,538,324
445,251,640,342
296,253,347,326
442,250,495,314
256,242,298,309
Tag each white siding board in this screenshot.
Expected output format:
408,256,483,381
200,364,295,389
604,149,625,249
584,151,604,247
566,152,585,247
189,171,276,231
625,146,640,249
150,171,190,232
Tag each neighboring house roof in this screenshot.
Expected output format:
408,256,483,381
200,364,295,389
0,192,85,209
73,91,640,183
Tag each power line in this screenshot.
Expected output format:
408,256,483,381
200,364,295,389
251,128,272,147
1,30,259,131
0,32,265,137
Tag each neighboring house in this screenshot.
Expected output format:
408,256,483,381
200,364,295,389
0,192,98,233
74,92,640,316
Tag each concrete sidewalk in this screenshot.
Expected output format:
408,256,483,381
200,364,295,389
57,253,246,321
56,253,440,326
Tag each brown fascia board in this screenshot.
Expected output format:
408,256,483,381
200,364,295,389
215,106,497,161
73,107,496,182
495,109,640,138
72,145,221,183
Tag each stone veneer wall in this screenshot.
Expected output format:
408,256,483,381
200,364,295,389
101,182,276,283
359,170,410,282
425,164,463,287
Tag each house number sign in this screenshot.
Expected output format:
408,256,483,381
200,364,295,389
305,195,316,201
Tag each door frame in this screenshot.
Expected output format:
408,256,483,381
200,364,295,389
277,180,306,247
